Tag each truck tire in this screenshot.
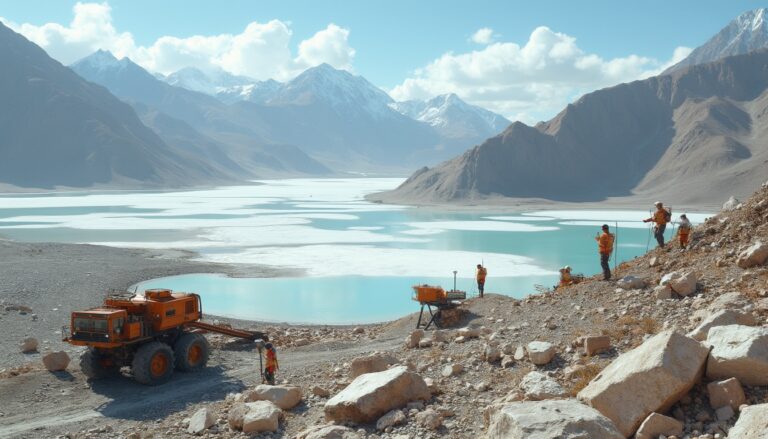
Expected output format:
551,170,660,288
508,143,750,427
80,349,116,379
132,342,174,385
174,333,210,372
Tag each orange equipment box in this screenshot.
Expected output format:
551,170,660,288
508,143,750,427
412,285,446,302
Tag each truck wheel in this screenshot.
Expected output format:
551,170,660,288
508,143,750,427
174,333,210,372
80,349,116,379
132,342,174,385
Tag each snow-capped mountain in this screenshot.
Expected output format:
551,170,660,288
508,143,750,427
216,79,282,104
268,63,396,119
390,93,510,139
665,8,768,73
165,66,255,95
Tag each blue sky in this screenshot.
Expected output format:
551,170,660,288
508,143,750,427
1,1,764,121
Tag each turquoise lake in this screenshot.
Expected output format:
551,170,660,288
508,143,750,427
0,178,710,324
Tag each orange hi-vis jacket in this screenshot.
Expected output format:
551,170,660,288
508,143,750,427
648,209,669,226
560,271,573,286
477,267,487,281
597,232,615,255
265,348,279,372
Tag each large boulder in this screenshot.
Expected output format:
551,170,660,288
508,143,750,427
687,309,757,341
727,403,768,438
42,351,70,371
635,412,683,439
484,400,623,439
187,407,215,435
349,353,389,378
577,331,709,437
519,371,566,401
526,341,555,365
706,325,768,385
242,401,282,433
295,425,361,439
245,384,302,409
722,196,740,211
324,366,430,423
736,241,768,268
660,270,697,296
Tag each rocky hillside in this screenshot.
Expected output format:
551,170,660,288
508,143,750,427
0,23,233,189
375,49,768,205
5,181,768,438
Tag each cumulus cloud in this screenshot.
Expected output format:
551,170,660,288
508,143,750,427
392,26,690,123
0,2,355,80
470,27,495,45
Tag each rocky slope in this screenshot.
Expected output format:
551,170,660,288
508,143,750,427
665,8,768,74
3,182,768,438
375,49,768,205
0,23,233,189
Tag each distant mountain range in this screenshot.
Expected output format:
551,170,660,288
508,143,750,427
72,53,509,175
665,8,768,74
376,9,768,205
376,49,768,205
0,23,235,189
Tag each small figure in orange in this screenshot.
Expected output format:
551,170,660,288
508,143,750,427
677,214,692,249
263,342,279,385
595,224,615,281
643,201,671,248
559,266,573,287
476,264,488,298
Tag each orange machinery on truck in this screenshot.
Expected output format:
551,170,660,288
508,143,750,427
64,288,267,385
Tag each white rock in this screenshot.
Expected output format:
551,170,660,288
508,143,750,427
707,377,746,410
405,329,424,349
20,337,38,353
706,325,768,385
722,196,740,211
418,338,433,348
295,425,362,439
727,403,768,438
635,412,683,439
483,344,501,363
687,309,757,341
500,355,515,368
187,407,215,435
485,400,623,438
526,341,555,365
42,351,70,371
737,241,768,269
375,409,405,431
617,275,646,290
349,353,389,378
577,331,709,437
441,363,463,377
295,425,361,439
513,345,525,361
415,408,442,430
242,401,282,433
324,366,430,423
245,384,302,409
660,270,697,296
457,327,480,338
520,371,566,401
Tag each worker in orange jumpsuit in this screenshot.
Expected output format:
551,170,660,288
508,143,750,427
643,201,671,248
263,342,279,385
677,214,692,249
595,224,614,280
559,266,573,287
476,264,487,298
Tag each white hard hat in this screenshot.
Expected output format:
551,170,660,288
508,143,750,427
654,201,662,207
564,265,571,271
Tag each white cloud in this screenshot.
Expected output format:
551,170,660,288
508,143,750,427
391,26,690,123
0,2,355,81
470,27,495,45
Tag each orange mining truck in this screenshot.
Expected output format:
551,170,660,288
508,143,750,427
64,288,267,385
